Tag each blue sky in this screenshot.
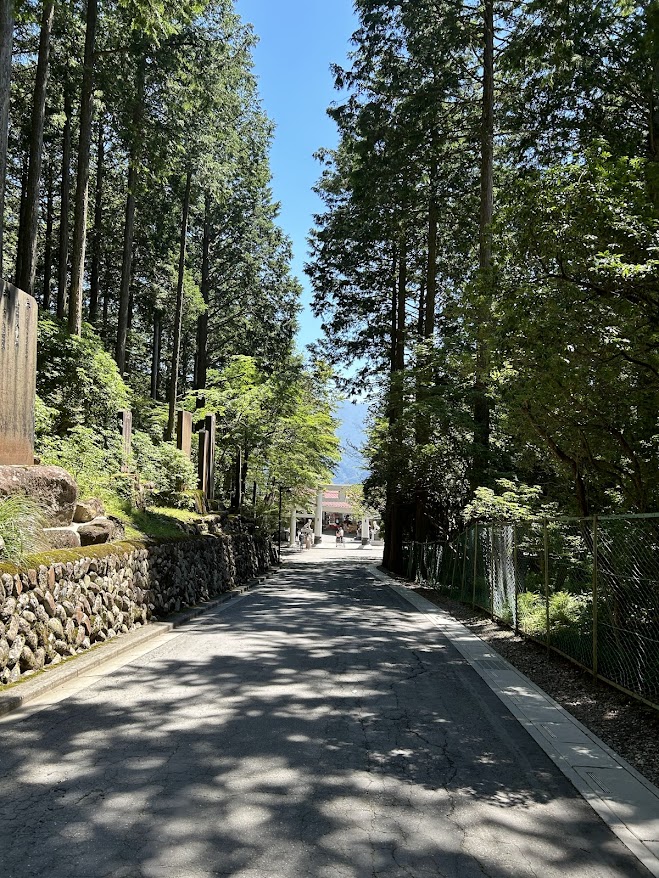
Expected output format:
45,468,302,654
235,0,358,351
234,0,368,482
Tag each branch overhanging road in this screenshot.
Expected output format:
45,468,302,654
0,546,650,878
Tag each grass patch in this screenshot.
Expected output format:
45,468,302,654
102,496,204,541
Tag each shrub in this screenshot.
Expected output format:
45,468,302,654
517,589,590,636
131,397,170,443
0,495,47,565
38,426,123,499
37,316,129,434
131,432,196,506
34,394,57,440
156,443,197,505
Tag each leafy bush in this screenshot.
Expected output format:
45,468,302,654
34,394,57,440
37,317,129,434
0,495,47,565
156,443,197,505
131,397,170,443
131,432,196,506
38,426,123,499
463,480,558,524
517,590,590,636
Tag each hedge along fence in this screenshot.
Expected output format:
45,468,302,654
0,532,275,686
403,515,659,712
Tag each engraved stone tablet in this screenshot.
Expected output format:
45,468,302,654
0,281,38,465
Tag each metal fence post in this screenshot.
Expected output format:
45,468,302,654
472,522,478,609
543,518,550,651
490,524,495,618
513,523,519,635
461,532,468,602
592,515,599,680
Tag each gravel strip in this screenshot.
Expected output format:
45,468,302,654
402,583,659,788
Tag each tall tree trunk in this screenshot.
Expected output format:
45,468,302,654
384,235,407,574
14,152,28,284
389,245,397,375
383,248,398,571
16,0,55,295
88,117,104,325
124,288,134,374
472,0,494,493
42,160,54,309
395,236,406,372
424,183,438,340
414,180,440,543
115,57,145,372
417,281,425,339
57,85,72,319
68,0,97,335
0,0,13,279
101,261,109,332
151,310,162,400
166,168,192,440
194,192,211,390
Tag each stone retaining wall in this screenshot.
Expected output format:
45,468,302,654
0,533,275,685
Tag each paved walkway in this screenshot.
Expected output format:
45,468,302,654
0,547,653,877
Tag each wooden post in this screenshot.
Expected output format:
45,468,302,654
118,409,132,472
204,414,215,500
234,445,242,508
176,410,192,459
198,430,209,494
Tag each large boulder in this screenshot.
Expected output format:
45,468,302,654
73,498,105,523
43,527,81,549
77,516,124,546
0,465,78,525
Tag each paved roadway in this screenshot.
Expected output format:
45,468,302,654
0,545,650,877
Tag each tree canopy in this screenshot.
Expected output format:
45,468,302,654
307,0,659,571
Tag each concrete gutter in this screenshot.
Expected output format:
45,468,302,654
0,568,277,719
372,567,659,878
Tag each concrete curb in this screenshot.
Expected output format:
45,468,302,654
0,567,277,719
371,565,659,878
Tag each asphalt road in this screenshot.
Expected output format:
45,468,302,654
0,554,649,878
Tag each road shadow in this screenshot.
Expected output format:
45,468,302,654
0,560,648,877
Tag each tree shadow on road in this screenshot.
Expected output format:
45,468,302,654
0,560,648,877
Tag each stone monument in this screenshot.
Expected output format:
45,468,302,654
0,281,78,540
176,410,193,459
0,280,38,465
118,409,132,471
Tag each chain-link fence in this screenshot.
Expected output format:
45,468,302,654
403,514,659,710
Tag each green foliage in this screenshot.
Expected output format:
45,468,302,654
517,591,591,637
131,431,197,505
38,426,123,499
0,495,47,566
37,318,130,435
34,394,57,441
189,354,340,516
463,480,557,524
307,0,659,561
131,397,170,443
